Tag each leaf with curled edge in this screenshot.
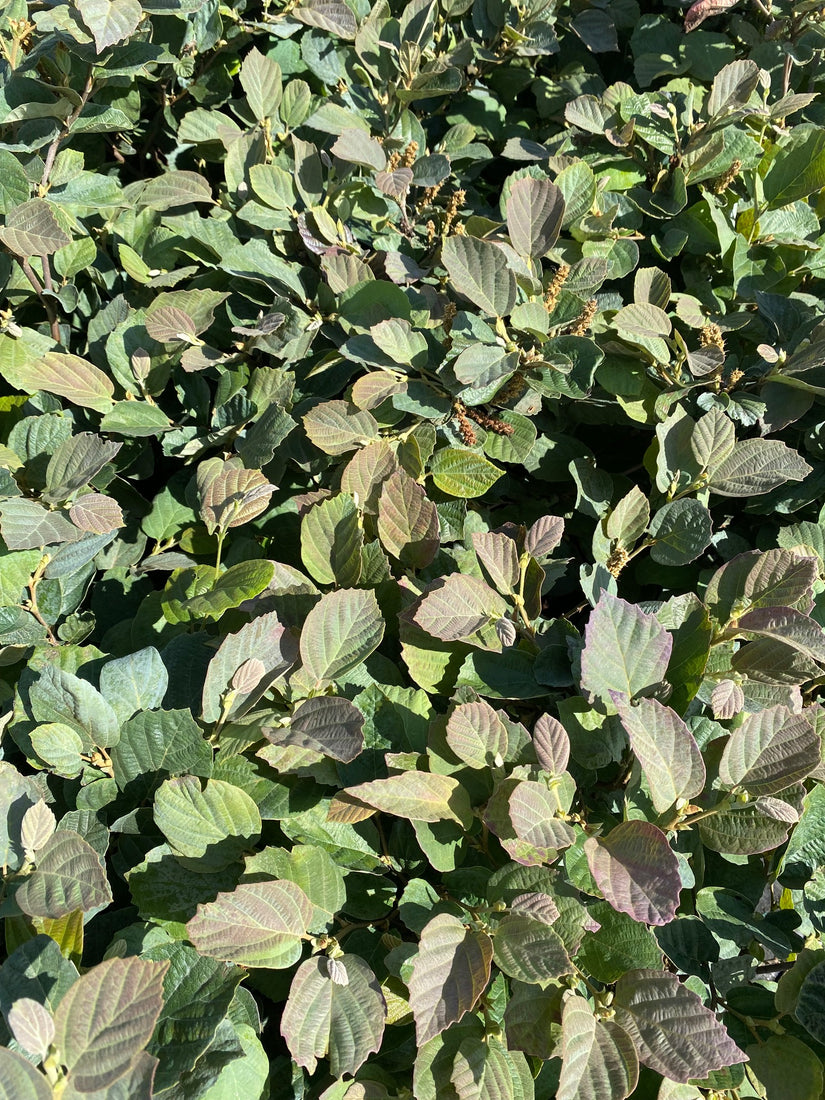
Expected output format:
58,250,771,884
291,0,357,38
281,955,385,1078
187,880,313,968
526,514,564,558
201,610,297,723
705,549,817,624
333,772,472,828
506,176,565,260
472,531,519,593
507,779,576,863
0,199,70,256
684,0,740,32
585,821,681,926
52,957,169,1094
44,433,121,503
614,969,746,1082
409,913,493,1045
196,458,274,534
616,697,705,813
303,400,380,456
557,993,638,1100
736,606,825,663
719,706,820,796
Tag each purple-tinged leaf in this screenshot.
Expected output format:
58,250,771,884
291,0,357,39
340,440,399,514
281,955,385,1077
511,891,560,924
303,400,380,456
507,780,576,863
408,913,493,1045
445,699,509,770
585,821,681,925
441,235,517,319
708,439,811,497
557,993,638,1100
711,679,744,720
684,0,740,32
525,515,564,558
376,167,414,200
705,549,817,624
719,706,820,795
187,880,313,968
378,469,440,569
412,574,508,649
0,499,82,550
201,609,297,723
12,353,114,413
7,998,54,1060
533,713,570,774
144,305,198,344
15,830,112,919
0,199,70,256
197,458,274,534
580,594,672,709
68,493,124,534
52,957,169,1093
450,1036,533,1100
614,969,747,1081
472,531,519,593
505,176,565,260
617,698,705,813
270,695,364,762
492,913,572,983
736,606,825,663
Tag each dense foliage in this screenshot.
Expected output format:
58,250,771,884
5,0,825,1096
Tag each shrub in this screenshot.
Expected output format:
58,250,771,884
2,0,825,1096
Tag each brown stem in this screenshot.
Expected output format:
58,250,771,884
39,69,95,194
19,258,61,343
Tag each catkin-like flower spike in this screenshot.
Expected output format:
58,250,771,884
570,298,598,336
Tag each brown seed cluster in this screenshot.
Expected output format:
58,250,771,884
713,158,742,194
544,264,570,313
465,406,515,435
443,190,466,236
387,150,402,171
453,401,477,446
606,547,629,578
495,371,527,403
700,322,725,352
569,298,598,336
725,367,745,391
422,180,444,204
442,301,457,335
401,141,418,168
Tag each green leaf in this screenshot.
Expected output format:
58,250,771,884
201,610,297,723
556,994,638,1100
577,901,663,983
138,171,214,210
430,448,504,498
30,665,119,749
111,709,212,801
280,955,386,1077
272,695,364,762
99,646,168,723
44,432,121,503
0,1047,53,1100
442,236,517,318
413,574,508,649
243,844,345,931
585,821,681,925
708,440,811,496
493,913,572,983
163,561,275,623
301,492,363,586
303,401,380,456
746,1035,823,1100
648,499,713,566
186,880,313,968
299,587,385,684
617,698,705,813
10,352,114,413
15,830,112,919
52,957,169,1093
614,969,747,1082
240,47,282,121
154,777,262,870
408,913,493,1044
0,151,29,216
763,128,825,208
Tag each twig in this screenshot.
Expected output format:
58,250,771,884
39,69,95,194
19,258,60,343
